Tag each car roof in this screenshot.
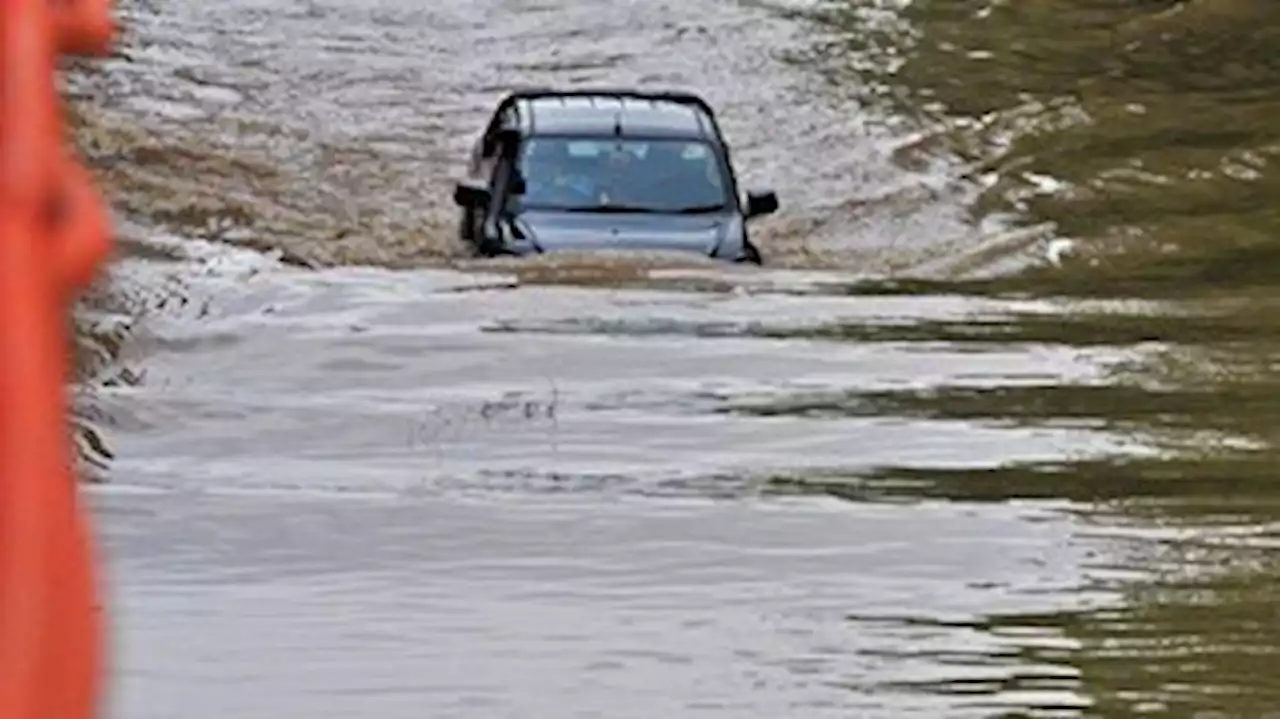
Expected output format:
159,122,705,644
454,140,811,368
499,90,724,142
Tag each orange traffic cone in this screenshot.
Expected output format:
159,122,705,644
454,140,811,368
0,1,115,718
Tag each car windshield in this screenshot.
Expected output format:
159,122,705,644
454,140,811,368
510,137,731,213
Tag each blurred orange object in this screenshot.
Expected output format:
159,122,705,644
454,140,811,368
0,1,116,718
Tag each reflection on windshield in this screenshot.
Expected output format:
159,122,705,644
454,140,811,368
512,137,730,213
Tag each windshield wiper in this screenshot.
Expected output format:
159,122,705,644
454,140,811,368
672,204,727,214
563,204,660,214
559,203,728,215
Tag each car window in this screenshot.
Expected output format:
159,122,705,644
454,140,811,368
512,137,730,213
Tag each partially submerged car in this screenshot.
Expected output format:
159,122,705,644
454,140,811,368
452,88,779,264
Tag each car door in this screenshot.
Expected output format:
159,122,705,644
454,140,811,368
463,108,516,243
473,136,522,253
472,104,517,178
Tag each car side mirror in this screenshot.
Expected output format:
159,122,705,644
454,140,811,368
453,180,491,208
745,189,779,219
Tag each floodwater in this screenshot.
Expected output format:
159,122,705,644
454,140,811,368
70,0,1280,717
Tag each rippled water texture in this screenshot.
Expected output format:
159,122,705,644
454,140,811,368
70,0,1280,717
773,0,1280,291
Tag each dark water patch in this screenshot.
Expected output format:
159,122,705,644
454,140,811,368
480,287,1280,356
480,307,1215,347
766,453,1280,512
718,383,1279,439
774,0,1280,289
846,541,1280,716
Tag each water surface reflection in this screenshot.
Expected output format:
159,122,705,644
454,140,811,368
76,0,1280,715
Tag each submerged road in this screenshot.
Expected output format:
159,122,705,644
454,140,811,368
93,246,1149,718
75,0,1280,716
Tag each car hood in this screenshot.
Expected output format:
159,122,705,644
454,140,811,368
508,210,728,256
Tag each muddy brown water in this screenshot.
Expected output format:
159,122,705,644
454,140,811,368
70,0,1280,716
